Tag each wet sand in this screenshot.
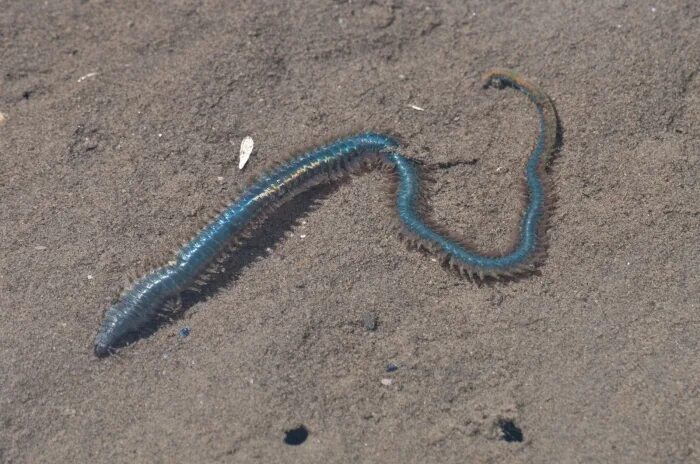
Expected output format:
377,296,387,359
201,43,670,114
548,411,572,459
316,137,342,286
1,1,698,462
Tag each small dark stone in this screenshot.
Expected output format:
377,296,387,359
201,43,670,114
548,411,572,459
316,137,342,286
498,419,523,442
386,363,398,372
362,312,378,331
283,425,308,445
179,327,190,338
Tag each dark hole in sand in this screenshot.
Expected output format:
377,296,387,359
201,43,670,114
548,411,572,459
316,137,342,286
498,420,523,442
283,425,308,445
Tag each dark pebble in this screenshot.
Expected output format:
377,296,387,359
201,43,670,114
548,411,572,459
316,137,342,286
283,425,309,445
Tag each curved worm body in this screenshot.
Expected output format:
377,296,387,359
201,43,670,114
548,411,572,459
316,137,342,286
94,69,558,357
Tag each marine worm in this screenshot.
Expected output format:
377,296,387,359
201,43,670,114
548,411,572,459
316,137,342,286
94,68,558,357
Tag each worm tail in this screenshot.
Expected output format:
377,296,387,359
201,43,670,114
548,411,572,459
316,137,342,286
391,69,559,279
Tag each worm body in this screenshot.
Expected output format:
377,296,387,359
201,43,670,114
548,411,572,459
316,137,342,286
94,69,558,357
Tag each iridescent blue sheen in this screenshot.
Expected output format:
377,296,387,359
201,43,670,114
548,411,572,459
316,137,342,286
389,103,547,272
94,133,399,356
94,71,555,356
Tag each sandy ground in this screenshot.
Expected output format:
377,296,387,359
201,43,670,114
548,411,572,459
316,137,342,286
1,1,699,462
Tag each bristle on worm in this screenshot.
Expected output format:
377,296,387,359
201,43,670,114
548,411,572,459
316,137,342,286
94,68,559,357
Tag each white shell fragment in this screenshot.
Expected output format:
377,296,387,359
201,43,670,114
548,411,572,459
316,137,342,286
239,136,254,170
77,72,98,82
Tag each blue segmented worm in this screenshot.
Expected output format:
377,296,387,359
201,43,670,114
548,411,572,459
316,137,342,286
94,68,558,357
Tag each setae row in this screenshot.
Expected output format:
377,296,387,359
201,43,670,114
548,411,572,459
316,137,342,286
94,68,559,357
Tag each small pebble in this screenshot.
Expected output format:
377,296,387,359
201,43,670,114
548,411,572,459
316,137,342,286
362,312,378,331
0,112,7,126
380,378,393,386
179,327,190,338
386,363,398,373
